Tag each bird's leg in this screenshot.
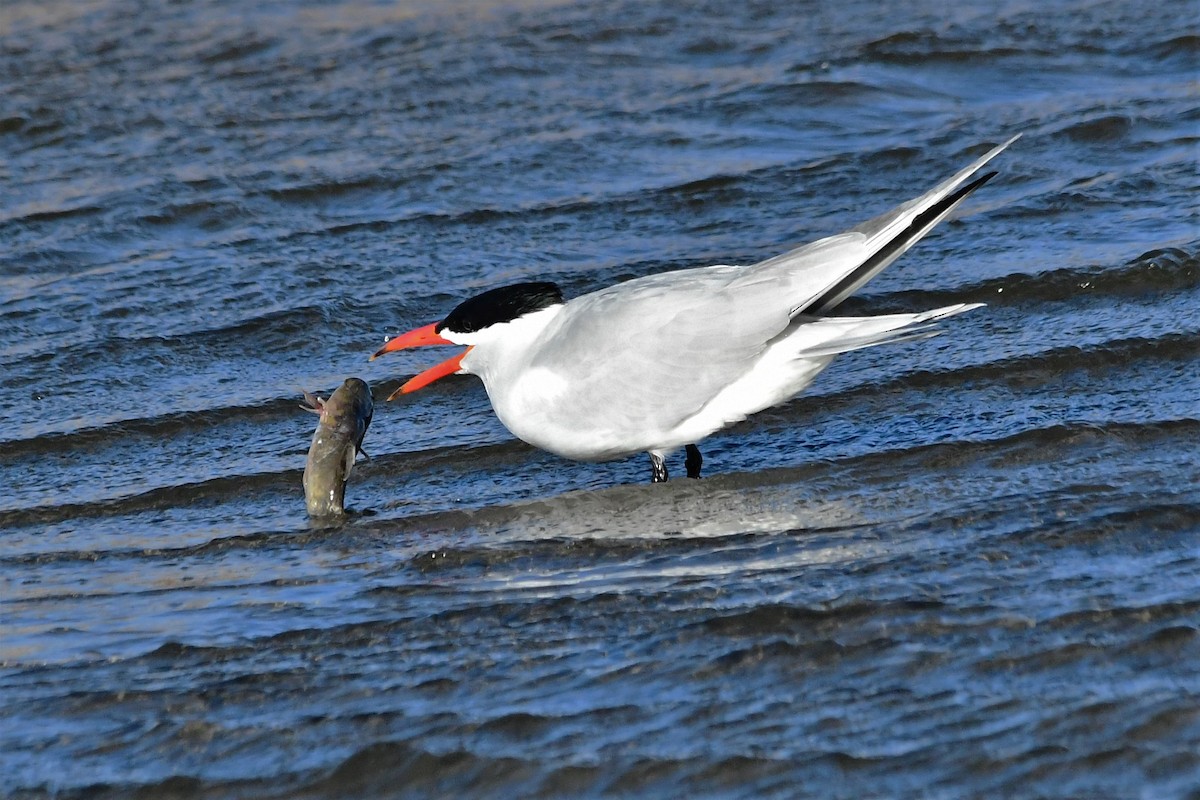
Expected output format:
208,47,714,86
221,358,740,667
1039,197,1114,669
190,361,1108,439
685,444,703,479
650,452,669,483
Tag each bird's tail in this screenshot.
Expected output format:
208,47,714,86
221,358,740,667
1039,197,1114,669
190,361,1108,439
789,303,984,358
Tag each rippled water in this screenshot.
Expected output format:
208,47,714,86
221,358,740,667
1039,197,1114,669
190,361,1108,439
2,0,1198,797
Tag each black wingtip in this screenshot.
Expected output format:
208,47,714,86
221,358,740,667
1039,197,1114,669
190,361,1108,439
805,169,1001,315
902,170,998,234
953,170,998,202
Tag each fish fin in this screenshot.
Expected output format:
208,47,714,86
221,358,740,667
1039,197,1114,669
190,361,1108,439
343,444,357,478
300,389,325,414
357,445,371,461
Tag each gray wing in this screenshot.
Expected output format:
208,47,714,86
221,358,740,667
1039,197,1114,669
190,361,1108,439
526,266,803,433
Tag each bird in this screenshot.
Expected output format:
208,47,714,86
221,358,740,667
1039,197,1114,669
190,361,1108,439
371,135,1019,483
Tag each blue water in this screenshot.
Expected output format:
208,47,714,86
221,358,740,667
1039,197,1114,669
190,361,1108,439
2,0,1198,797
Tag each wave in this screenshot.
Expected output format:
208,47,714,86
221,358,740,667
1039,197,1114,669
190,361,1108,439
735,79,923,108
195,32,277,65
263,174,405,205
0,392,310,457
7,415,1192,567
26,740,923,800
1146,33,1200,63
0,202,105,227
867,331,1195,393
0,297,383,396
699,598,942,636
0,468,299,535
843,246,1198,311
135,199,254,229
857,31,1037,63
0,114,26,134
854,26,1200,66
311,152,799,236
1056,115,1135,143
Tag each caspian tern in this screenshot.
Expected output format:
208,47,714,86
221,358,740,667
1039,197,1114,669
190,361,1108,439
372,135,1019,482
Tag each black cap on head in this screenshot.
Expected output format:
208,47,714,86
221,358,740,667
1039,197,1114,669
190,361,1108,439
437,281,564,335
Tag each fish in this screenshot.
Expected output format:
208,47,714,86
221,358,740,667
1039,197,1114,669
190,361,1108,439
301,377,373,517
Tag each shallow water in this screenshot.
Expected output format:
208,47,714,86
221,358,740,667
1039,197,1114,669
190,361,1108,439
2,0,1198,797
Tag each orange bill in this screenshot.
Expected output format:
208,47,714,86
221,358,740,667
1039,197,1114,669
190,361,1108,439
372,322,471,400
386,347,472,400
370,322,450,360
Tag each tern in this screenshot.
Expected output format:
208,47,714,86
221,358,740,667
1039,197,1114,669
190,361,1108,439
372,135,1018,482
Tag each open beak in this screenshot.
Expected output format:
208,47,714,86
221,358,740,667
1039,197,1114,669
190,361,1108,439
370,322,472,400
